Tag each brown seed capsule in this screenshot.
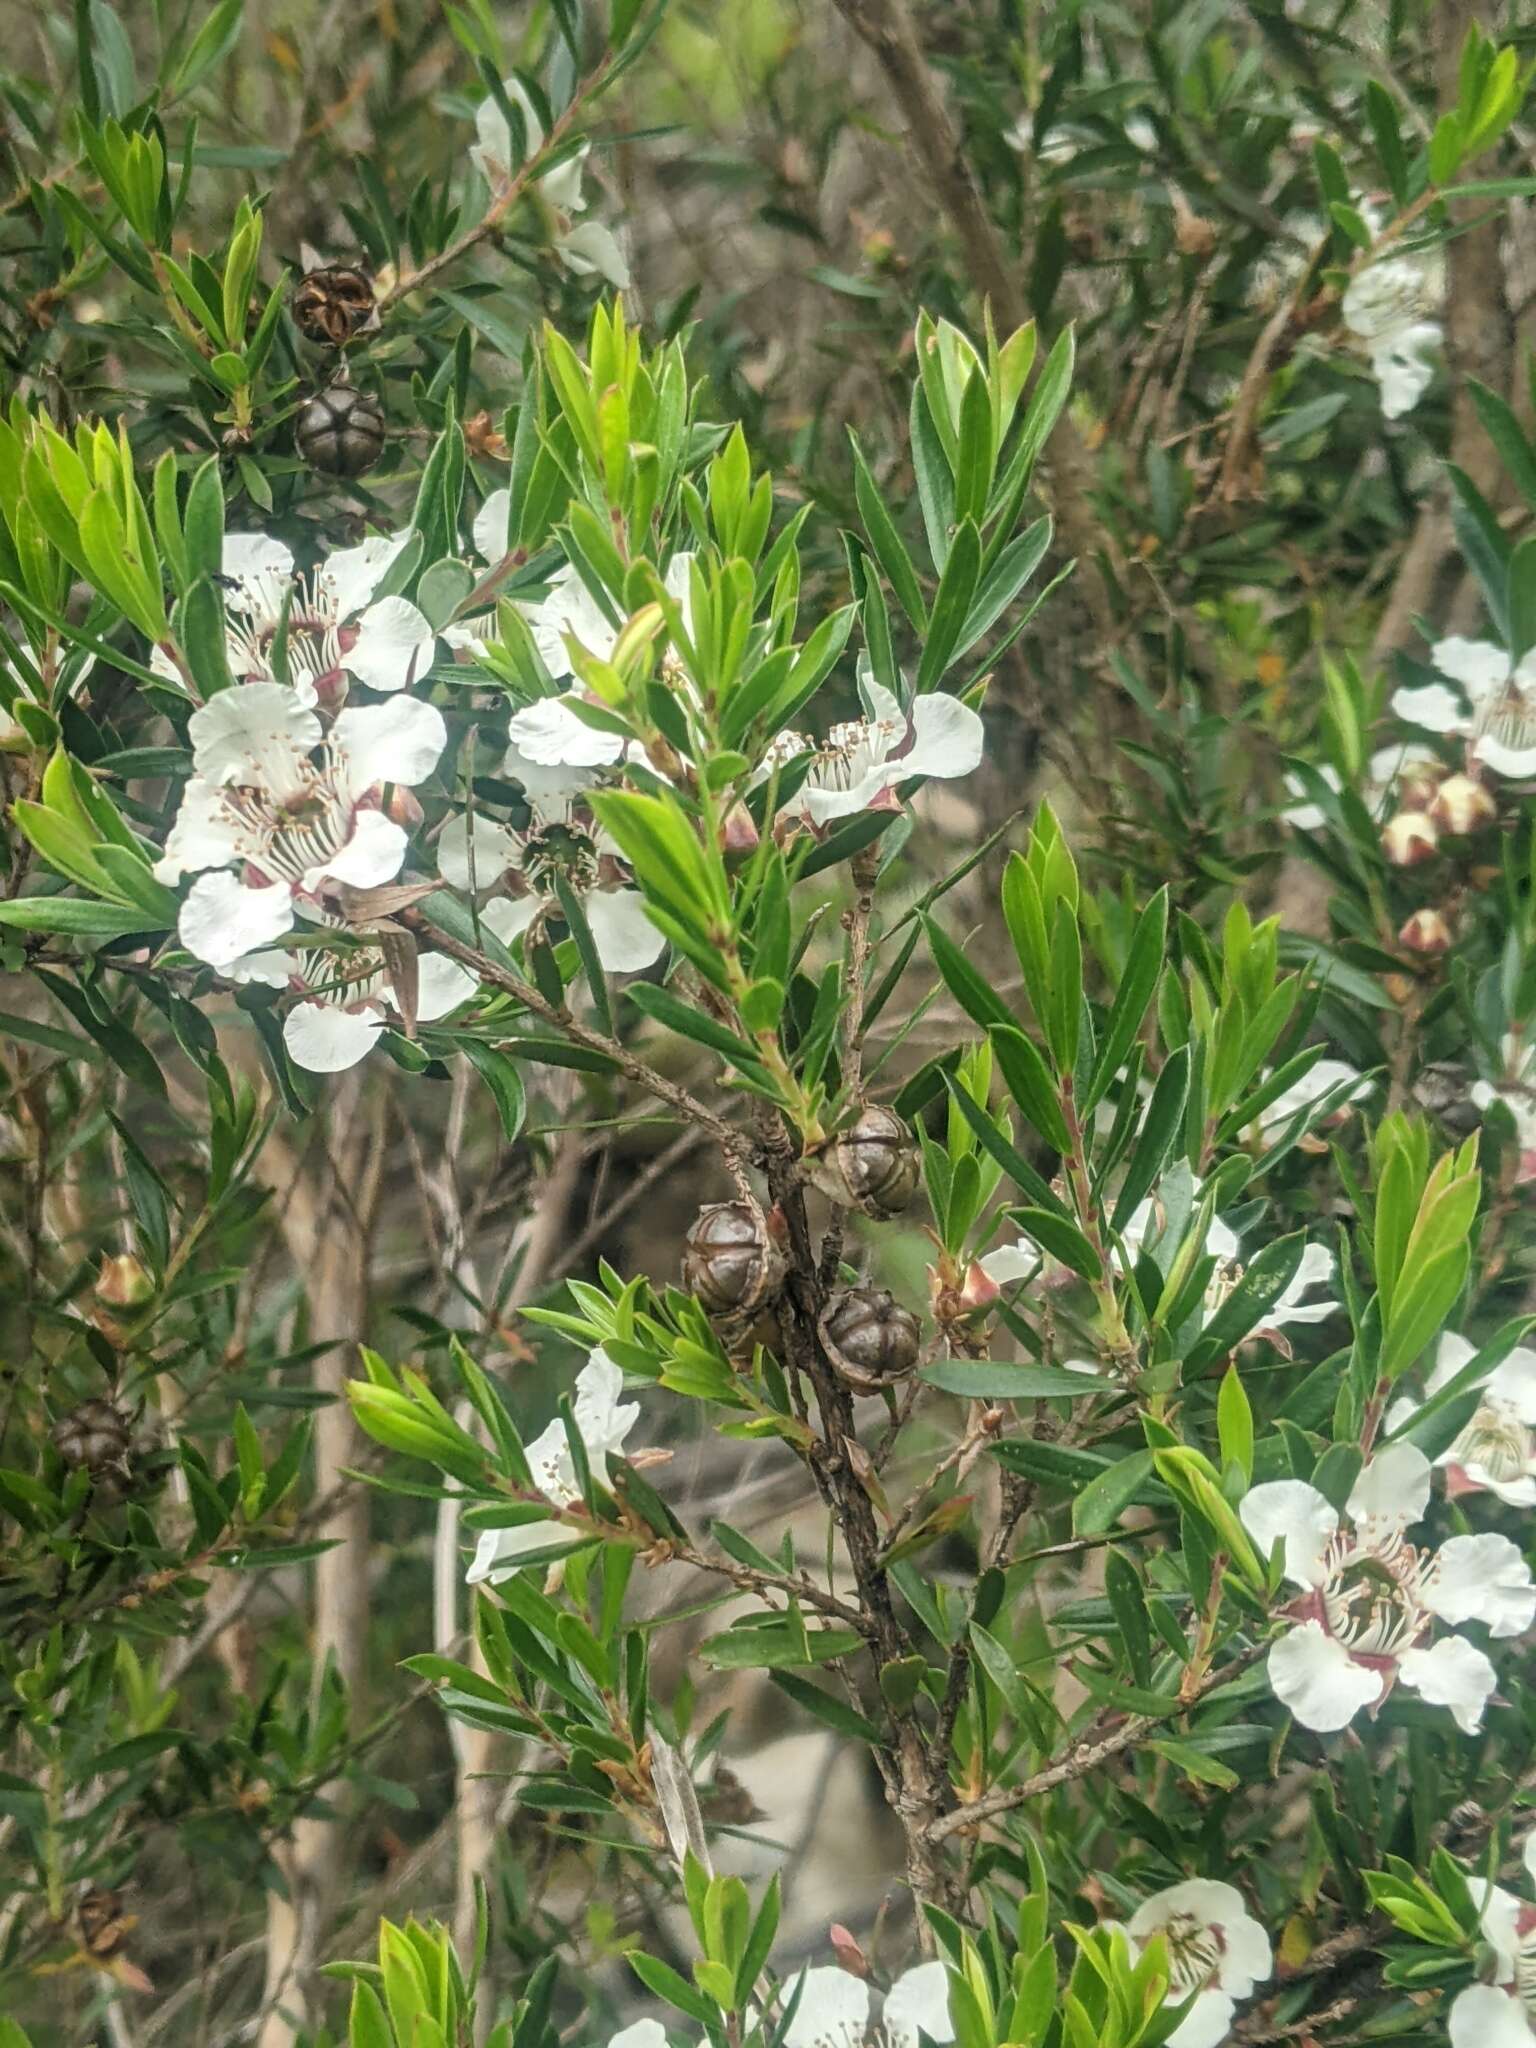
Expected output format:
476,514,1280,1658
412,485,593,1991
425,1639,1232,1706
296,384,386,478
51,1398,132,1476
293,264,377,348
820,1285,921,1390
682,1201,786,1317
95,1252,153,1309
823,1105,920,1218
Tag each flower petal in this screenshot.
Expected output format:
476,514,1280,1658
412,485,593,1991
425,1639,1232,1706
187,681,320,792
782,1967,870,2048
180,869,295,970
1238,1481,1337,1588
1267,1621,1382,1730
507,694,627,768
464,1517,563,1585
903,693,987,782
1347,1442,1431,1536
330,696,447,795
979,1239,1038,1284
473,489,512,565
528,565,621,676
346,595,436,695
1425,1533,1536,1637
317,531,412,622
608,2024,669,2048
283,999,384,1072
584,888,665,972
154,776,251,883
1167,1990,1236,2048
883,1962,955,2048
296,807,404,893
559,220,632,288
1432,637,1512,696
1391,682,1469,736
437,813,522,894
1397,1633,1498,1733
1425,1332,1479,1396
1485,1347,1536,1422
1449,1985,1532,2048
417,954,479,1022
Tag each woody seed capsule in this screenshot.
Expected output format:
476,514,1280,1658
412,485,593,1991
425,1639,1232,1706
682,1201,786,1317
826,1105,920,1218
820,1286,922,1390
51,1398,132,1476
296,384,387,478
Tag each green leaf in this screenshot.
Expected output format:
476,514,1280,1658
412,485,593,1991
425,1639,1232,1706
459,1041,526,1141
1217,1368,1255,1484
0,895,164,937
990,1023,1070,1154
914,520,982,691
1085,889,1167,1111
1073,1450,1156,1537
768,1671,883,1744
923,914,1012,1032
920,1360,1103,1399
850,430,926,631
1007,1206,1101,1283
1110,1047,1191,1232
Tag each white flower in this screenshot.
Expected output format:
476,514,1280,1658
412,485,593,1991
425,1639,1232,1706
1113,1879,1273,2048
1448,1836,1536,2048
1394,637,1536,779
167,531,435,706
607,2026,669,2048
1471,1033,1536,1180
1256,1059,1372,1137
781,1962,954,2048
766,678,984,829
1387,1332,1536,1507
470,78,631,289
1121,1198,1337,1332
465,1348,640,1584
1239,1442,1536,1733
1281,743,1439,830
437,765,663,975
234,942,476,1073
1341,255,1442,419
155,683,446,972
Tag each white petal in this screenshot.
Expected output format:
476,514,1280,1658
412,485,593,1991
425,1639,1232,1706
1474,732,1536,779
1486,1349,1536,1422
584,889,665,972
1425,1332,1479,1396
1397,1634,1498,1733
1238,1481,1337,1587
501,742,600,804
1259,1060,1367,1131
1347,1443,1431,1536
154,776,250,882
472,489,512,565
1373,325,1439,418
1267,1622,1382,1730
559,220,632,289
883,1962,955,2048
979,1240,1037,1284
480,895,539,946
464,1517,561,1585
1478,1885,1527,1983
187,681,319,793
571,1347,641,1472
782,1968,870,2048
416,954,478,1022
222,531,295,599
329,696,447,795
902,693,987,782
180,870,294,970
1270,1242,1337,1324
609,2025,669,2048
437,813,522,894
1167,1990,1236,2048
1450,1986,1532,2048
283,999,384,1072
1206,1216,1241,1263
346,596,436,695
317,531,412,622
528,566,621,676
302,807,408,893
225,948,294,989
1433,637,1512,696
1425,1533,1536,1637
1391,682,1469,736
507,694,627,768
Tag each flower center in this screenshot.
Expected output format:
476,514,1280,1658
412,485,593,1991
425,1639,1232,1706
520,818,600,897
1452,1400,1533,1484
1475,679,1536,760
1160,1912,1225,1996
221,766,355,893
227,575,346,693
1319,1533,1431,1657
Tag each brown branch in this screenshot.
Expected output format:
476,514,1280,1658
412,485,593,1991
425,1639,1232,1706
924,1642,1265,1843
401,908,750,1163
375,54,620,313
667,1540,876,1639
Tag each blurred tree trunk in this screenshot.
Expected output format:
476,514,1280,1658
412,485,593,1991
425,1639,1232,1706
256,1083,386,2048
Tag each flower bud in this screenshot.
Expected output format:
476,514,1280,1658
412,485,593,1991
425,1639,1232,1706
1429,772,1496,835
820,1285,922,1390
1381,809,1439,866
1396,764,1444,814
51,1398,132,1476
682,1201,786,1318
95,1253,153,1308
813,1105,920,1218
721,802,760,856
1398,907,1453,955
384,786,425,830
